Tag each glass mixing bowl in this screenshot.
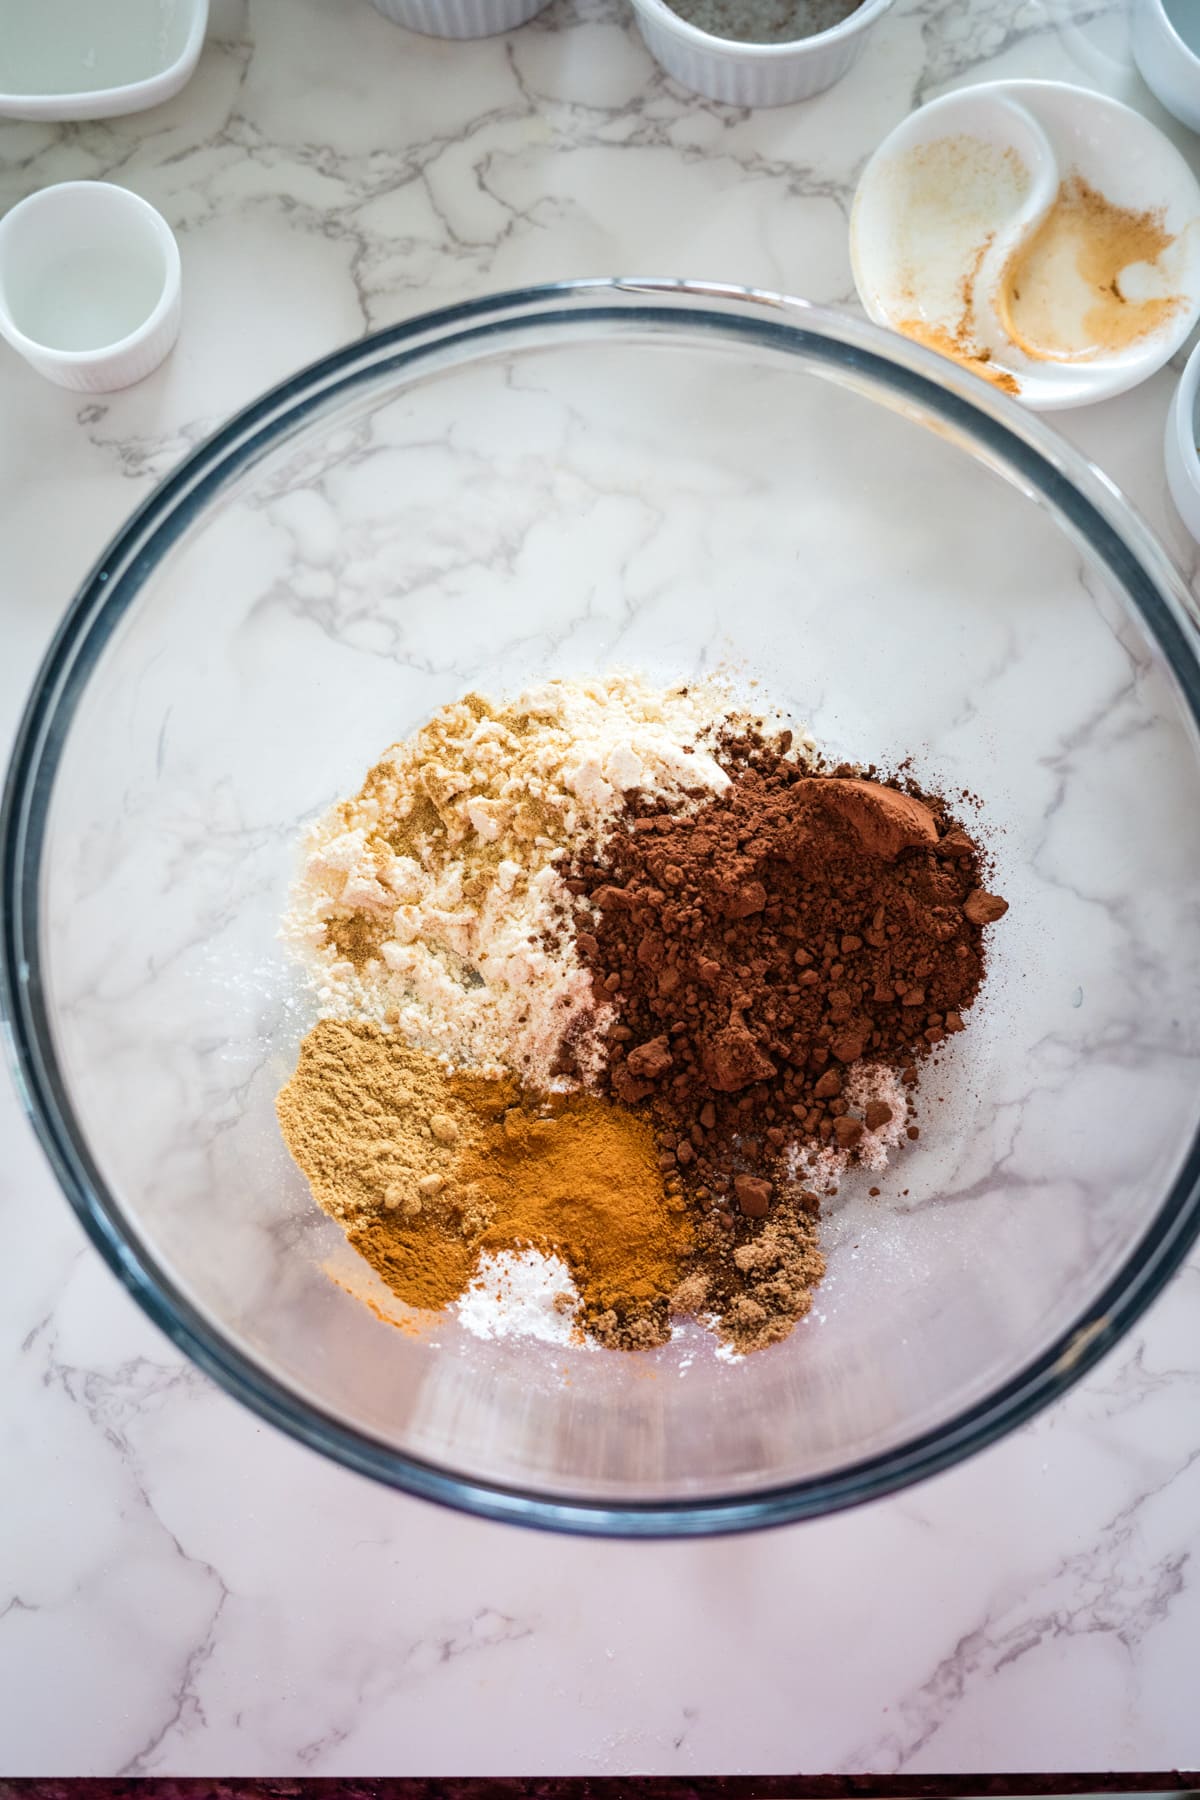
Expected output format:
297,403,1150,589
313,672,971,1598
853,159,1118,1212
6,281,1200,1536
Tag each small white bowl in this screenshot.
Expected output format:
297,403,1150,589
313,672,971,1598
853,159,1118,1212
852,79,1200,409
627,0,895,109
0,182,182,392
1131,0,1200,135
0,0,208,122
1166,338,1200,541
369,0,550,38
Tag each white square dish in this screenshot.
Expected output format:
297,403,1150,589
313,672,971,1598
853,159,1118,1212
0,0,208,121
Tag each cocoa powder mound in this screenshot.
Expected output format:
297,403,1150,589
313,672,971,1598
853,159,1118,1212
567,732,1006,1223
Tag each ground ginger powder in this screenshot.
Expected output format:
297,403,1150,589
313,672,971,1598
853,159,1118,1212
276,1019,514,1310
276,1019,691,1344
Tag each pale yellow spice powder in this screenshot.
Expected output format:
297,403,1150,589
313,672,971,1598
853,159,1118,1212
276,1019,515,1311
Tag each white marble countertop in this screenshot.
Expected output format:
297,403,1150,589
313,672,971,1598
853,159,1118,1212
3,0,1200,1778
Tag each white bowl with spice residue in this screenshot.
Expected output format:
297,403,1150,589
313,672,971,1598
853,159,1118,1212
1165,336,1200,541
627,0,895,109
851,79,1200,409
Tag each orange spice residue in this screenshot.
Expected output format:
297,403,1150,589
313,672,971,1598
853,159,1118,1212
998,173,1181,361
897,228,1022,394
896,317,1021,394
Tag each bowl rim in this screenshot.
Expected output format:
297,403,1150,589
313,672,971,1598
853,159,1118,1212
1143,0,1200,71
1169,333,1200,482
627,0,894,61
6,276,1200,1538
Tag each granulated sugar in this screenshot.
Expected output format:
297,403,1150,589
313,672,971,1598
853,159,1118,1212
456,1247,589,1347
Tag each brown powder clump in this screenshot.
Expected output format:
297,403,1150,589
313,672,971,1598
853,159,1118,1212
566,736,1003,1211
559,734,1010,1353
671,1191,826,1354
276,1019,691,1346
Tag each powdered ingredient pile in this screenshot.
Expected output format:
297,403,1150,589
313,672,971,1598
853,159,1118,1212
278,673,1007,1355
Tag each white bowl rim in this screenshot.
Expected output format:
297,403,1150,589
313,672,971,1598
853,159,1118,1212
1142,0,1200,71
629,0,894,61
1170,336,1200,494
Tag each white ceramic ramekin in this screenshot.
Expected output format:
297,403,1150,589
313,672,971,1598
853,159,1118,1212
0,182,182,392
1166,337,1200,542
370,0,550,38
1131,0,1200,134
627,0,895,107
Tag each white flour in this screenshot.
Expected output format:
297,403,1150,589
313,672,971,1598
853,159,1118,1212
284,673,736,1083
456,1247,591,1347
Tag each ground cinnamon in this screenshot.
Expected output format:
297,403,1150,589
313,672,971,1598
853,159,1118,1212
895,316,1021,394
460,1090,693,1348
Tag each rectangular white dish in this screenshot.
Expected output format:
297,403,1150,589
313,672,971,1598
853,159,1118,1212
0,0,208,121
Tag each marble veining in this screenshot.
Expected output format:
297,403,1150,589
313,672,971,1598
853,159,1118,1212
2,0,1200,1778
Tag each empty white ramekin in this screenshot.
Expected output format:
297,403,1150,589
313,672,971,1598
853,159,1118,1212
370,0,551,37
0,182,181,392
627,0,896,107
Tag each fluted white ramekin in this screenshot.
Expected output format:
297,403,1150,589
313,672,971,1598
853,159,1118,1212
1166,336,1200,544
370,0,550,38
0,182,181,392
628,0,895,107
